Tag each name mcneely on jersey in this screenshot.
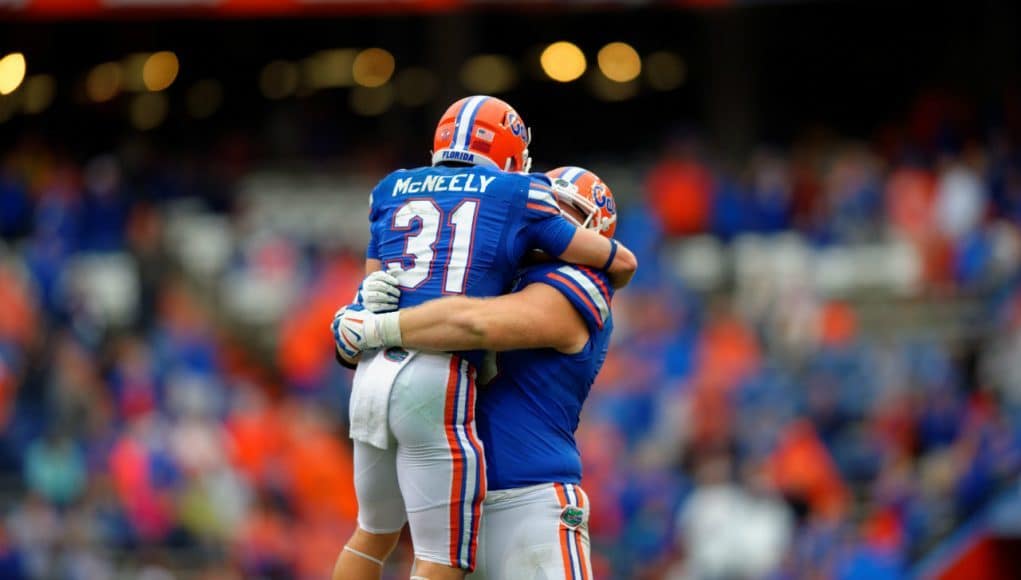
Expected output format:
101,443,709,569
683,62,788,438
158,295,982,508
391,173,498,196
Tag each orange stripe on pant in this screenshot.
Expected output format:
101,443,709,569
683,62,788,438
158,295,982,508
555,484,576,579
462,366,485,568
573,486,591,580
444,356,465,568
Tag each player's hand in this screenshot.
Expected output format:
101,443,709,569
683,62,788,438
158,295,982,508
359,269,401,313
332,305,368,362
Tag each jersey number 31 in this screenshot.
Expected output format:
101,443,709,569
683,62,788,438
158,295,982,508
387,199,480,294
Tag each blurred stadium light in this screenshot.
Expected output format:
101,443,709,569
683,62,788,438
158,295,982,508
597,42,641,83
142,51,179,92
20,74,54,114
459,54,517,94
302,49,357,90
85,62,122,102
0,52,26,95
351,47,395,88
120,52,151,92
540,41,587,82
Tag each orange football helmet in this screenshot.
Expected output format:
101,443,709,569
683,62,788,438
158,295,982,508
547,166,618,238
431,95,532,173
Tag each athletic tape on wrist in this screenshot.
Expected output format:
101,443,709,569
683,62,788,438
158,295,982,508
363,311,401,348
379,311,402,347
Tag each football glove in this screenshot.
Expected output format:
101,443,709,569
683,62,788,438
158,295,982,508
331,305,403,360
331,305,364,364
359,268,401,313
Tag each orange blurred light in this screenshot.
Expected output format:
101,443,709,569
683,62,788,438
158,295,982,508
352,48,395,88
86,62,122,103
142,51,179,92
540,42,586,82
597,42,641,83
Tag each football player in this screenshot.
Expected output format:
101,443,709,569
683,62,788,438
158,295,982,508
336,166,619,579
331,96,636,580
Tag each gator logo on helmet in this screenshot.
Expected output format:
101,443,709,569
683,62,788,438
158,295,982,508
505,112,528,143
592,182,616,214
592,182,612,218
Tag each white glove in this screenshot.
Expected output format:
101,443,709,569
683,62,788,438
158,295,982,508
331,306,403,359
359,268,402,313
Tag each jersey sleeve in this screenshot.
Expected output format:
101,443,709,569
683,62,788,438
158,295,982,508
520,263,614,334
516,175,578,257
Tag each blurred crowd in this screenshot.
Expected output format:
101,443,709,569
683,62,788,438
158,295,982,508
1,92,1021,579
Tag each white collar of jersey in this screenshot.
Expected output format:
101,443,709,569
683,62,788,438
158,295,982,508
431,148,500,170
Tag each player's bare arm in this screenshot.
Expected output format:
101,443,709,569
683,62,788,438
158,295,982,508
390,283,589,354
557,228,637,289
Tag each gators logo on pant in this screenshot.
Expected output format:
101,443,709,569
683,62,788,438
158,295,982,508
384,347,409,363
560,506,584,528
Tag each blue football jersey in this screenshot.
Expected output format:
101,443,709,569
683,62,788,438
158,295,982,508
476,262,615,490
366,164,577,367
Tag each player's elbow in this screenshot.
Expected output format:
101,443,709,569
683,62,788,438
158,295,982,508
613,245,638,275
607,244,638,288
